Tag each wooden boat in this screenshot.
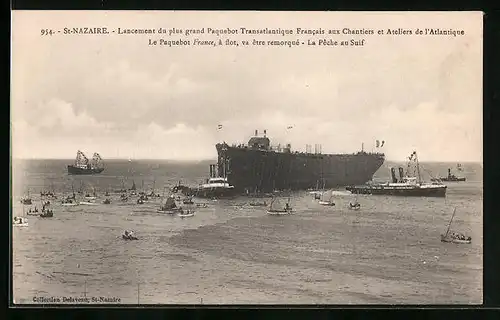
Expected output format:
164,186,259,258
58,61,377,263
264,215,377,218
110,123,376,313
178,209,196,218
440,208,472,244
79,201,98,206
249,200,267,207
348,195,361,210
318,190,335,206
267,197,293,215
40,210,54,218
13,217,28,227
348,202,361,210
157,195,182,214
122,231,138,240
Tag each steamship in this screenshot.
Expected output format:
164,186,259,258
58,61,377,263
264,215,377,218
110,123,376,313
194,164,238,199
209,129,385,193
67,150,104,175
346,151,447,197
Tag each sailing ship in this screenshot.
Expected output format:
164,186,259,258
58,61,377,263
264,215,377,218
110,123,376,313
67,150,104,175
440,208,472,244
267,197,293,215
20,189,32,205
318,189,335,206
40,202,54,217
130,180,137,195
61,182,78,206
431,165,466,182
158,195,182,214
346,151,447,197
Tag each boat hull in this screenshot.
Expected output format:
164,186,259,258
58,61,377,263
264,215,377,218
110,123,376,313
216,144,385,193
179,213,195,218
432,177,466,182
441,235,471,244
346,185,447,197
318,201,335,206
194,187,239,199
267,210,293,215
67,165,104,175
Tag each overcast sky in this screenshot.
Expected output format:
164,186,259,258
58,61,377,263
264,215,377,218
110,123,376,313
11,11,482,162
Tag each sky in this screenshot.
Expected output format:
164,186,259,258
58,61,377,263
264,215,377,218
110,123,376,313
11,11,483,162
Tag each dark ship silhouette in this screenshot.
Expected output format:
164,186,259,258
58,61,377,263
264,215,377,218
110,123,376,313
211,129,385,193
431,166,466,182
67,150,104,175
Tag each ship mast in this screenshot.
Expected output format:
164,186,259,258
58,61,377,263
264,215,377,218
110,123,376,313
415,151,422,184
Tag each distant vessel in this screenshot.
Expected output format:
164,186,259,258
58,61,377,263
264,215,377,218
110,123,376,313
346,151,447,197
214,130,385,193
67,150,104,175
431,167,466,182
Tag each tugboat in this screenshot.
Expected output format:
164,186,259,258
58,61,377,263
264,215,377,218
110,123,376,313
194,163,238,199
431,166,466,182
346,151,447,198
67,150,104,175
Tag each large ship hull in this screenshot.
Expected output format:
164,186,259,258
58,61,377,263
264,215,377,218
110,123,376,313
216,144,385,193
67,165,104,175
346,185,447,197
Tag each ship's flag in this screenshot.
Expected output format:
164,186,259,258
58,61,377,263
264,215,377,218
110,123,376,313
408,151,417,160
217,124,223,130
376,140,380,148
381,140,385,147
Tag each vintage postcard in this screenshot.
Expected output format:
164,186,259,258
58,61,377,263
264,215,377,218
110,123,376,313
11,11,482,305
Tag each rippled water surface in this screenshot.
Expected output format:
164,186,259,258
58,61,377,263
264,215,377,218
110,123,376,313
12,160,482,304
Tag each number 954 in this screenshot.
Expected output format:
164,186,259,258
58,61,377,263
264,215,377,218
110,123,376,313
40,29,54,36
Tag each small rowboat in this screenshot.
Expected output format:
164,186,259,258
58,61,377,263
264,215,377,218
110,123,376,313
79,201,98,206
13,217,28,227
441,234,471,244
178,210,195,218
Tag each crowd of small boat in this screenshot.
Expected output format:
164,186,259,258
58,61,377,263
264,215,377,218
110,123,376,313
14,151,471,245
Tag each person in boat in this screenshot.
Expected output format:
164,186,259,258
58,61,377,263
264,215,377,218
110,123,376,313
284,203,291,211
34,207,38,213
